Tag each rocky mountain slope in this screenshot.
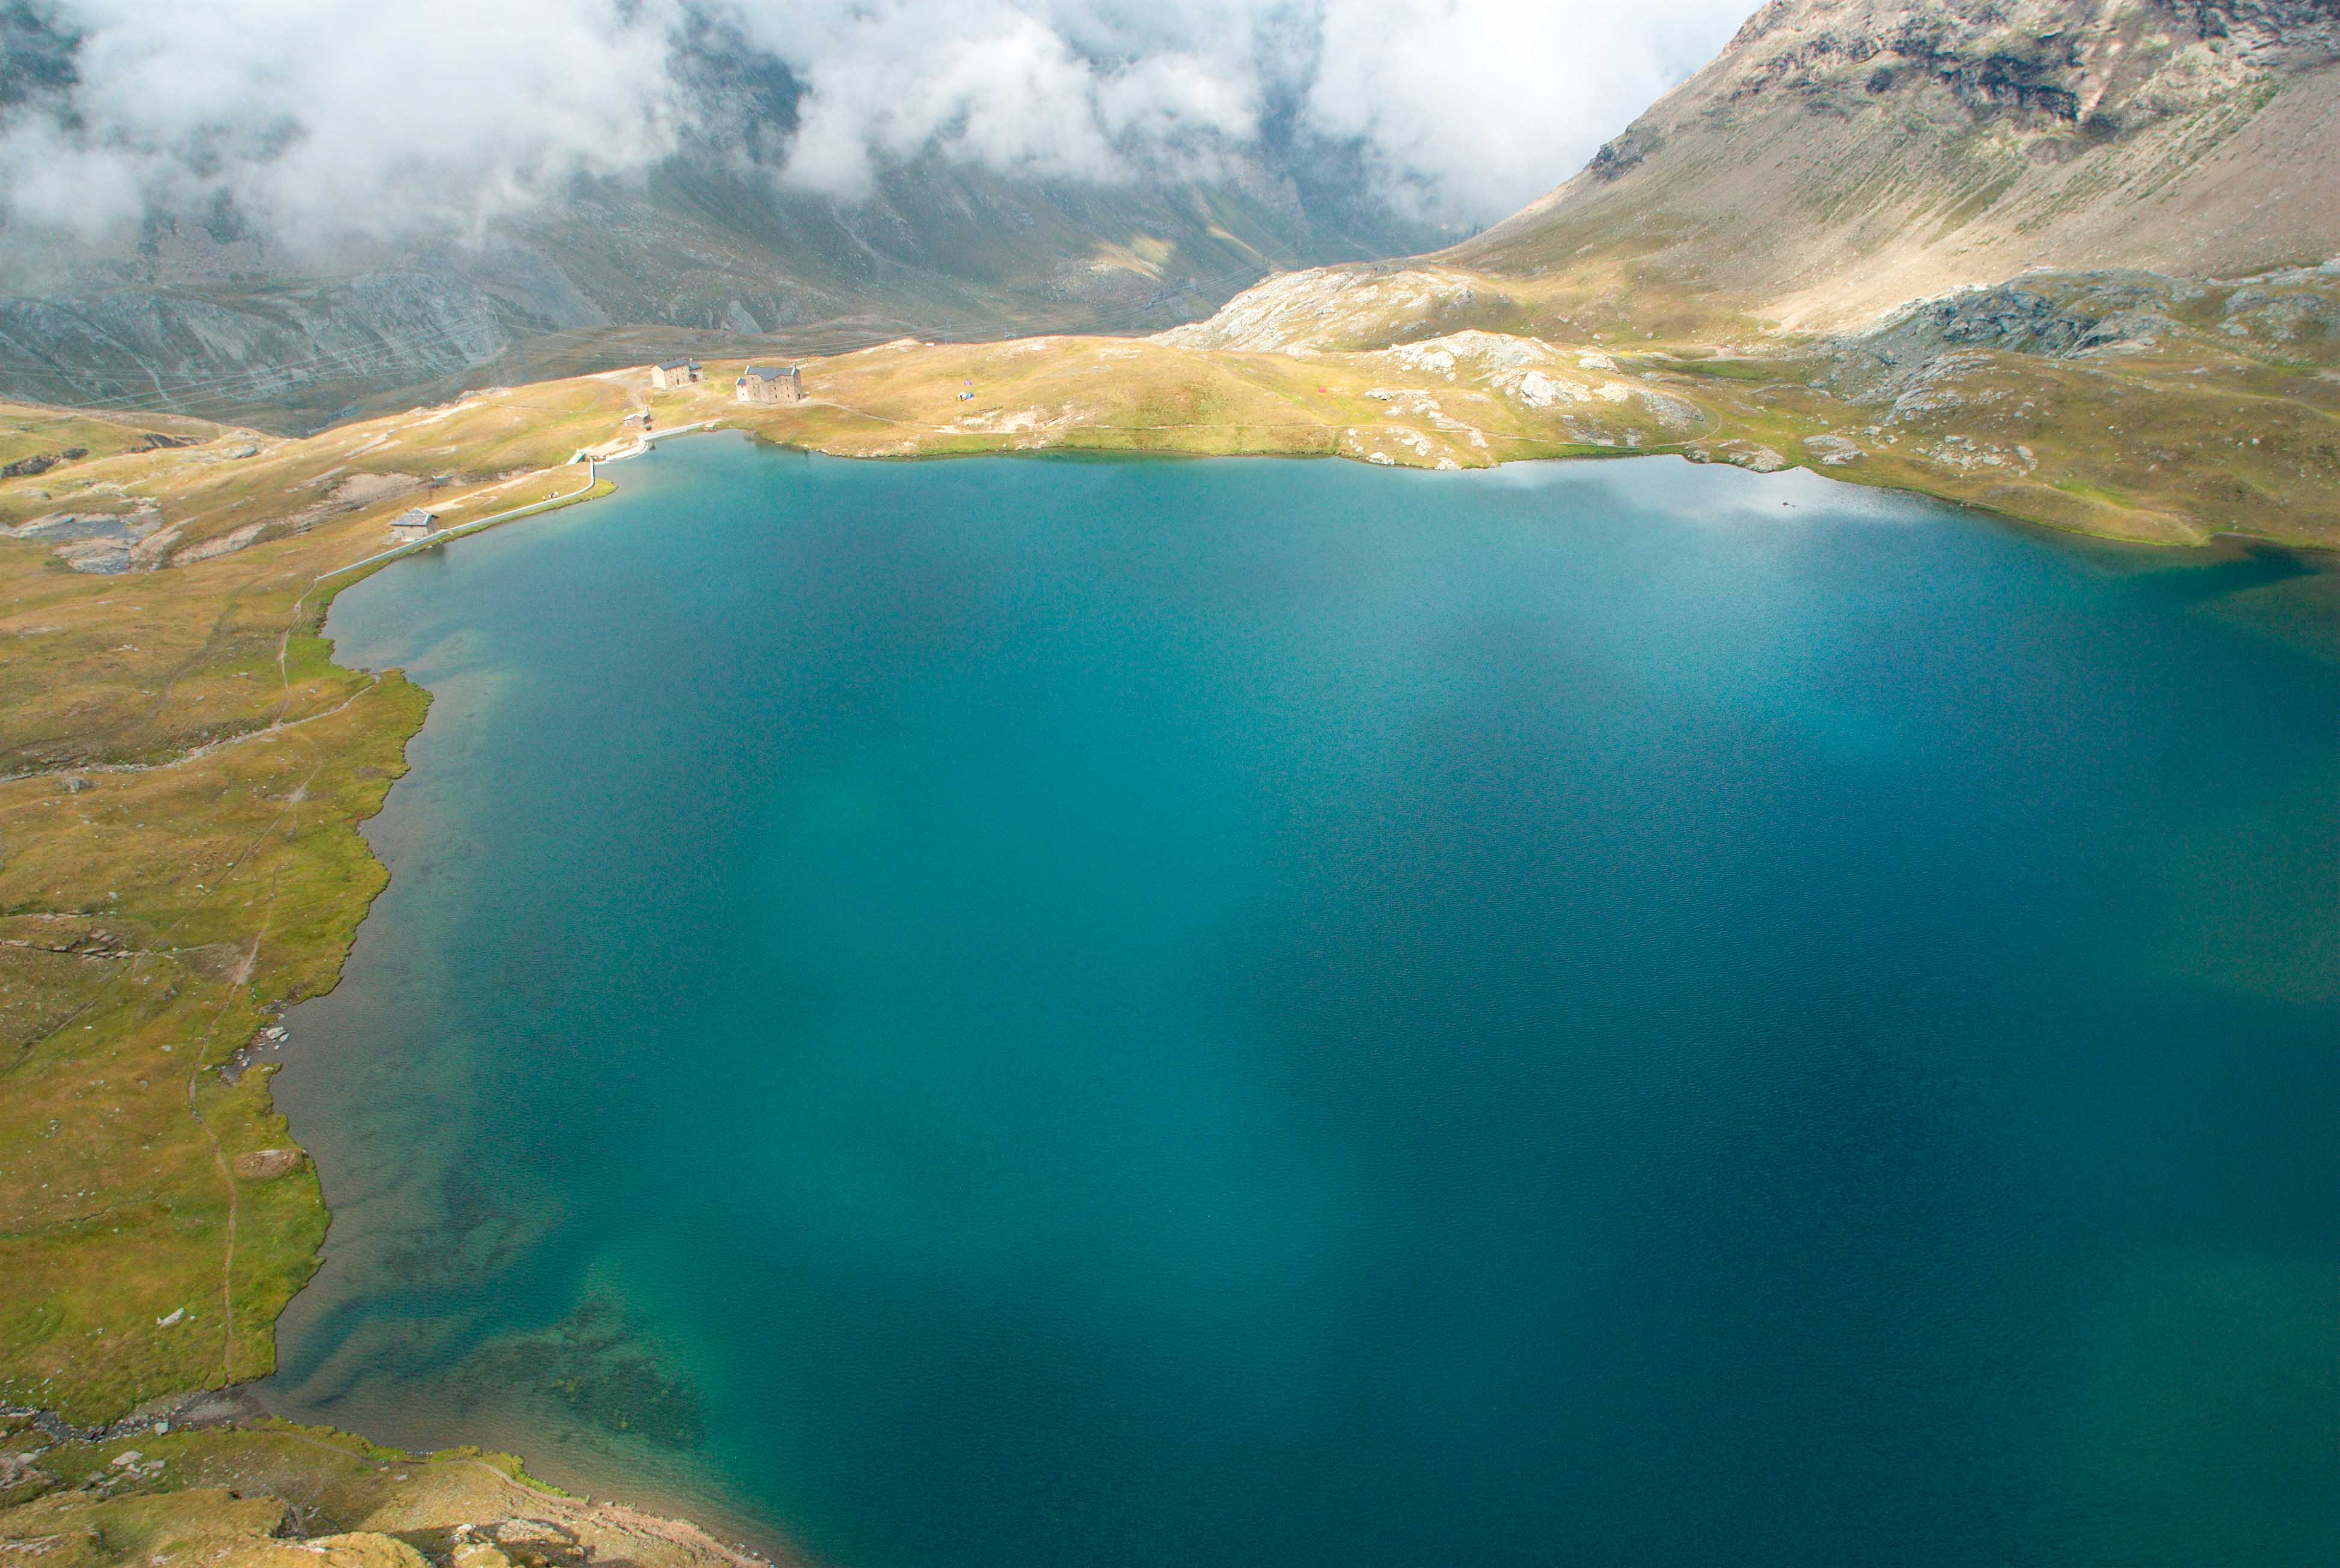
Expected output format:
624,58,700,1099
1153,0,2338,545
0,152,1442,435
1452,0,2340,328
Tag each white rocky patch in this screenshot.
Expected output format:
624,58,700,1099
1154,268,1481,356
1635,390,1701,428
1380,331,1563,379
1368,332,1632,414
1512,371,1578,408
947,406,1052,435
1386,342,1457,378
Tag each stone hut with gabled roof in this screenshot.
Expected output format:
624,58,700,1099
388,507,440,543
735,365,803,405
649,360,702,391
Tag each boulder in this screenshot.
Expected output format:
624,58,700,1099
232,1147,307,1181
1721,443,1789,472
307,1533,436,1568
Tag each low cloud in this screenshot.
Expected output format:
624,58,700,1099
0,0,1753,248
748,2,1269,197
0,0,693,245
1305,0,1733,222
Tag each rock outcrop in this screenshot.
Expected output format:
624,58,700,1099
1821,257,2340,403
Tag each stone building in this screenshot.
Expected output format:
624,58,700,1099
736,365,804,405
389,507,440,543
650,360,702,391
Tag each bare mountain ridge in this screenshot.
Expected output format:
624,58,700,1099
1454,0,2340,328
0,149,1441,433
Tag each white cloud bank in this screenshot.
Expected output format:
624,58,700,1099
0,0,1753,244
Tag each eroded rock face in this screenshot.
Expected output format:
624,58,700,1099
1723,0,2340,115
1706,0,2340,181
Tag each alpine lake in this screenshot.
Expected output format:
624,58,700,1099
264,436,2339,1568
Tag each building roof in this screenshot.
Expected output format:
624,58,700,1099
655,359,699,372
743,364,800,380
393,507,437,526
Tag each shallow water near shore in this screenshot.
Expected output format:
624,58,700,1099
268,437,2338,1567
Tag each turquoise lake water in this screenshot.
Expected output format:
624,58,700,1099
268,438,2339,1567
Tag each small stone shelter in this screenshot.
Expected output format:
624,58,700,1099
736,365,804,405
650,360,703,391
389,507,440,543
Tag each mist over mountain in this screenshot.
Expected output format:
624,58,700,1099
0,0,1751,426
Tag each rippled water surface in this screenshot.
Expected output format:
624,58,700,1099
269,439,2339,1567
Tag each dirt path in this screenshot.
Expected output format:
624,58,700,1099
176,465,575,1386
187,920,267,1383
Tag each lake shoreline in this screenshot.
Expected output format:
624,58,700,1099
252,443,2340,1567
7,435,2333,1567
